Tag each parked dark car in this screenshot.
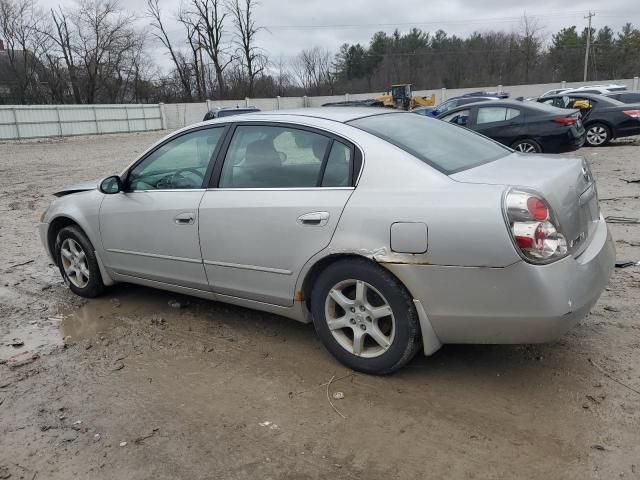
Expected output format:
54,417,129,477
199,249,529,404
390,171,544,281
413,92,509,117
605,91,640,104
437,100,585,153
203,106,260,121
537,93,640,146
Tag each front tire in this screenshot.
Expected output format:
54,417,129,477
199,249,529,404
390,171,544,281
311,258,421,374
54,225,105,298
511,139,542,153
585,123,611,146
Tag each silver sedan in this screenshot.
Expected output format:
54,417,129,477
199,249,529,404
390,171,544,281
39,108,615,374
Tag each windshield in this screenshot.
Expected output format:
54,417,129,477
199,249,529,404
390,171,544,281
348,112,510,174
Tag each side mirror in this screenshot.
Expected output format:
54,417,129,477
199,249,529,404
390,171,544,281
99,175,123,194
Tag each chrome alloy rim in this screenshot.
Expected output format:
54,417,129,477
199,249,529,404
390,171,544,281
60,238,89,288
324,279,395,358
587,126,607,145
515,142,537,153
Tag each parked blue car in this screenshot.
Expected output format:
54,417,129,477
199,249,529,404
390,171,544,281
413,91,509,117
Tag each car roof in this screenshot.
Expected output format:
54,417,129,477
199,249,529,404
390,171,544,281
445,99,526,109
209,107,397,123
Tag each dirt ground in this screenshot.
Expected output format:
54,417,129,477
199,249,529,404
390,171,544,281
0,130,639,480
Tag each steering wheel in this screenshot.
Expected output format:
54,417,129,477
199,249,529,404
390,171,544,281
169,168,205,189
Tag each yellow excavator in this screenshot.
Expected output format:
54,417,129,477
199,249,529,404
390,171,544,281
376,84,435,110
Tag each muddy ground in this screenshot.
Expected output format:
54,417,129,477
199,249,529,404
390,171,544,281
0,130,639,479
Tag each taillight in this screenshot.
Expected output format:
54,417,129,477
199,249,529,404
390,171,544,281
623,110,640,118
554,116,577,125
504,189,568,264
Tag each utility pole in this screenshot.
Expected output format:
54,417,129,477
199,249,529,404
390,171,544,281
583,11,595,82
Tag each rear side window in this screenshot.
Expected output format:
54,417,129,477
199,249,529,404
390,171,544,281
218,125,353,188
476,107,520,124
349,113,509,174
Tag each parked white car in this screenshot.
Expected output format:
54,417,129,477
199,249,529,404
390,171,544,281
541,84,627,98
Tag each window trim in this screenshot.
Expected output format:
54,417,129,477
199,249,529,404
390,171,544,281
207,121,362,189
123,124,232,192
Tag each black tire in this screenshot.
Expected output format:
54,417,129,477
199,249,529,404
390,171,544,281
585,123,611,147
511,139,542,153
310,258,421,375
54,225,105,298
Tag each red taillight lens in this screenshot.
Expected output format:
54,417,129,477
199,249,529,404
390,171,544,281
623,110,640,118
526,197,549,220
554,116,577,125
504,189,568,264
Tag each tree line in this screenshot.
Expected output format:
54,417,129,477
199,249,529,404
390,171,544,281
0,0,639,105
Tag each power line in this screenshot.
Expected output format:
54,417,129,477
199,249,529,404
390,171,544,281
259,10,635,31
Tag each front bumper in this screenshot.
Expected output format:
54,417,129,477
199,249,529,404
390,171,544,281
39,222,53,262
385,216,615,344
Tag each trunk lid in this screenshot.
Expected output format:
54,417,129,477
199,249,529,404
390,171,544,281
450,152,599,257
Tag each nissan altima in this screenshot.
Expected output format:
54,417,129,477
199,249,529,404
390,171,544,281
39,108,615,374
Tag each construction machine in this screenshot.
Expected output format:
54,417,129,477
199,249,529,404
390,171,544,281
376,84,436,110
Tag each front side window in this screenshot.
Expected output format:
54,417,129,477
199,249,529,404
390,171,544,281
349,112,509,174
128,128,224,191
441,109,470,126
219,125,350,188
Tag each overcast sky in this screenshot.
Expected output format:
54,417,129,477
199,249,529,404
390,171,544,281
40,0,640,72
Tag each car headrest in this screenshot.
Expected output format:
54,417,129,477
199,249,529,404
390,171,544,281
245,139,281,167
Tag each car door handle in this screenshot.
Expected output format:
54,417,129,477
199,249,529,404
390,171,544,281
174,212,195,225
297,211,330,227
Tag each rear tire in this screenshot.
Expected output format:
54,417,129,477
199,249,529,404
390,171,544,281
511,139,542,153
585,123,611,146
310,258,421,375
54,225,105,298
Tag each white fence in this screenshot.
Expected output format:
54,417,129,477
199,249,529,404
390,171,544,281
164,77,640,130
0,104,164,141
2,77,638,139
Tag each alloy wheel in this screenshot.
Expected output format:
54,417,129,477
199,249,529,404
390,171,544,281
587,126,608,145
324,279,396,358
60,238,90,288
515,142,537,153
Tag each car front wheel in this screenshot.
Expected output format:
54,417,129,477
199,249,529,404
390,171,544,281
585,123,611,146
54,225,105,298
311,258,421,374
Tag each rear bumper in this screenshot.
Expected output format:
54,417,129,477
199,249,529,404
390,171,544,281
385,216,615,344
540,129,585,153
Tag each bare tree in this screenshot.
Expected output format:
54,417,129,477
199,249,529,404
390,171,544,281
189,0,232,98
292,47,332,95
519,14,544,83
178,5,205,100
146,0,193,101
0,0,50,103
49,7,82,103
228,0,265,97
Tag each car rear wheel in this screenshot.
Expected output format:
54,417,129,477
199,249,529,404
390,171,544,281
311,258,421,374
511,139,542,153
55,225,104,298
585,123,611,146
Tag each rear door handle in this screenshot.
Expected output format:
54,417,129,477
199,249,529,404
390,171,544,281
297,211,330,227
174,212,195,225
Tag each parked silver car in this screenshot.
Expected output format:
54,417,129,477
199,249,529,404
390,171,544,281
39,108,615,374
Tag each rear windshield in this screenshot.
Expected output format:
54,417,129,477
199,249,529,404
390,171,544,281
348,112,510,174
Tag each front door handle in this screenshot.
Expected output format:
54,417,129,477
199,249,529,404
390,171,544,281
174,212,195,225
297,211,330,227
